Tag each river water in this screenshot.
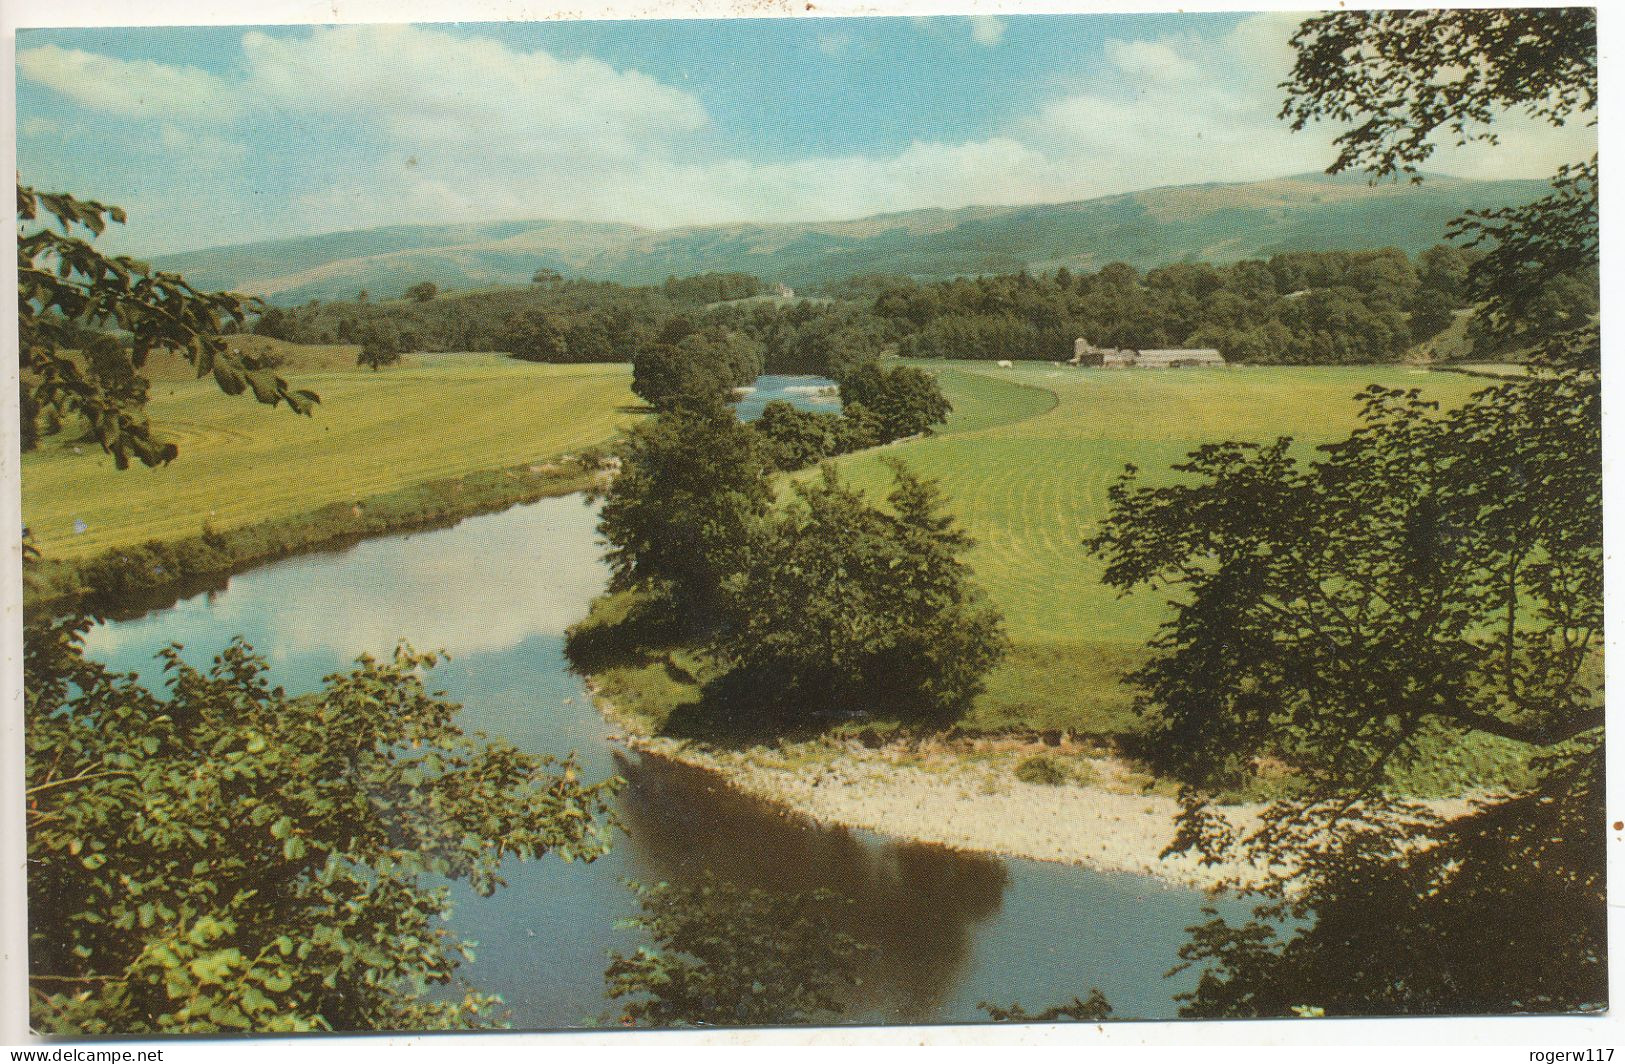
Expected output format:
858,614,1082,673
81,384,1246,1028
732,374,842,421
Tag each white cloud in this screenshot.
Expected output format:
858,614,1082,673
1023,12,1591,199
1104,39,1199,83
155,124,249,168
969,16,1006,48
20,116,59,137
17,43,241,123
237,25,708,164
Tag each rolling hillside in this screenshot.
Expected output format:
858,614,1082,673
156,172,1549,305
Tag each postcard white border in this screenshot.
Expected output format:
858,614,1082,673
1,0,1618,1055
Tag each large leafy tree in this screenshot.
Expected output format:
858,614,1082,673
630,325,763,411
592,399,773,622
18,185,317,468
836,363,952,442
717,460,1006,723
1086,8,1600,1016
355,320,404,372
25,622,617,1033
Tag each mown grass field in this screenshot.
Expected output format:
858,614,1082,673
22,350,637,562
828,361,1492,742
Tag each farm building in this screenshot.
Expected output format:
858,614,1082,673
1071,338,1224,368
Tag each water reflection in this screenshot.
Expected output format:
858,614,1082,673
610,751,1008,1021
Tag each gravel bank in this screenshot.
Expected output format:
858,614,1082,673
587,683,1274,890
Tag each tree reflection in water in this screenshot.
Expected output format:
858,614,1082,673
608,749,1009,1023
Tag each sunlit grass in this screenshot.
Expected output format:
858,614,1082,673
23,355,638,561
832,361,1490,745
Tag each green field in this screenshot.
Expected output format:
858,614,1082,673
22,354,637,562
829,361,1491,737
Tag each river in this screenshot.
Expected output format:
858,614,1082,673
732,374,842,422
81,492,1248,1029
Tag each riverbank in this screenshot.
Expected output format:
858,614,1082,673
585,679,1277,891
24,452,616,616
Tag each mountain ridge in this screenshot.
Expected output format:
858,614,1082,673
154,172,1550,305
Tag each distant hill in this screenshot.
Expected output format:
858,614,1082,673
156,172,1550,305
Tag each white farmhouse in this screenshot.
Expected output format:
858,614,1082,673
1070,338,1223,368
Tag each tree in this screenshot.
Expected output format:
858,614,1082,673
355,321,403,371
751,400,846,471
563,317,615,364
592,400,772,621
81,334,149,410
1085,8,1600,1017
405,281,438,303
18,185,316,468
25,620,617,1034
716,460,1006,722
630,326,762,411
604,876,868,1027
1407,288,1454,344
498,309,567,363
837,363,952,442
531,267,562,286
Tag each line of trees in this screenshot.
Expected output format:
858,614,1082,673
244,241,1581,378
872,244,1543,365
250,272,890,381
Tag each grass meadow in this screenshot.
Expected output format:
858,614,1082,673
22,344,637,562
830,362,1492,741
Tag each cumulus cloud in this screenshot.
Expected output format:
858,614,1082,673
237,25,708,163
17,43,241,123
1023,14,1333,191
1023,12,1591,197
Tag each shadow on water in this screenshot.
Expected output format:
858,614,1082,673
609,750,1009,1022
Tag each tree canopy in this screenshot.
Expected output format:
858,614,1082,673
592,400,773,620
716,460,1006,723
25,622,617,1034
837,363,953,442
355,320,403,371
630,324,764,410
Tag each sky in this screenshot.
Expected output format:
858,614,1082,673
14,10,1598,257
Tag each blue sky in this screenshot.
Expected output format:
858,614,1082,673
16,13,1596,256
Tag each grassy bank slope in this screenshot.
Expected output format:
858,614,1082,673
830,362,1489,738
23,358,637,563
